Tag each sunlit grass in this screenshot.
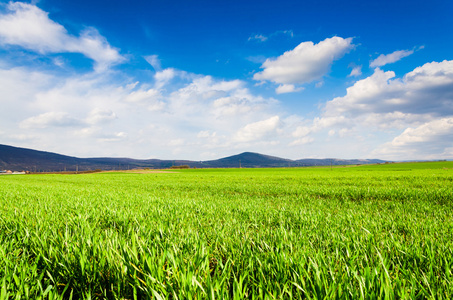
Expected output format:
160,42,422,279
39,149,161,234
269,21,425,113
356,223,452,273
1,163,452,299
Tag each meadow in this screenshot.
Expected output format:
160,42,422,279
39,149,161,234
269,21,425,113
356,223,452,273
1,162,453,299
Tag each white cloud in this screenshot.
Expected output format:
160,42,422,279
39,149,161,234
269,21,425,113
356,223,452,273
144,55,161,70
289,136,314,146
126,88,161,104
234,116,280,143
20,111,82,129
325,60,453,118
337,128,352,137
253,36,354,85
74,127,99,138
370,49,414,68
248,30,293,43
98,132,127,143
168,139,185,147
0,2,124,71
392,119,453,146
348,65,362,77
0,66,54,120
86,108,117,124
0,2,67,52
275,84,304,94
197,130,216,138
212,97,254,116
75,28,124,71
291,116,350,138
292,126,311,138
290,59,453,159
362,112,434,130
248,34,268,42
373,118,453,159
315,81,324,88
0,61,287,159
154,68,178,88
167,75,272,122
74,127,127,142
53,57,65,67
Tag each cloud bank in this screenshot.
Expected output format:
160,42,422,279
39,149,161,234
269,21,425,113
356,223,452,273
0,2,451,161
293,60,453,159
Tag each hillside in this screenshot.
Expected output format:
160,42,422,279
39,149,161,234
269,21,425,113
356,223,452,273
0,144,387,172
202,152,293,168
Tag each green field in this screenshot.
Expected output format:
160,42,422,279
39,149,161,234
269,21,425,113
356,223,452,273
1,162,453,299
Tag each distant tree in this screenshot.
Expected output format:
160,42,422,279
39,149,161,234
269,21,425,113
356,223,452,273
170,165,190,169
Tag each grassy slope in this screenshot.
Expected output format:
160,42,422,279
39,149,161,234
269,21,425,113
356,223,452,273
1,162,452,299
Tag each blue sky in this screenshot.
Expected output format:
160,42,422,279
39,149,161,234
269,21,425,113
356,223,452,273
0,0,452,160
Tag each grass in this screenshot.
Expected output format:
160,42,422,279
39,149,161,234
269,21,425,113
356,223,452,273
1,162,452,299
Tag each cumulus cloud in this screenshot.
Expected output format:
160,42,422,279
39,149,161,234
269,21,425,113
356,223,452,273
253,36,354,85
275,84,303,94
325,60,453,118
0,60,287,159
362,112,434,130
370,49,414,68
290,60,453,159
233,116,280,143
20,112,83,129
126,88,161,104
292,126,311,138
0,2,124,71
373,118,453,159
391,118,453,146
168,75,272,120
291,116,351,138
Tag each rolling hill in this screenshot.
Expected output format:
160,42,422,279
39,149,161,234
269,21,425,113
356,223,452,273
0,144,387,172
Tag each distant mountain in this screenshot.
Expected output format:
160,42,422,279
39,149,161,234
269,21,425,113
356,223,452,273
0,144,207,172
0,144,388,172
0,144,81,172
202,152,293,168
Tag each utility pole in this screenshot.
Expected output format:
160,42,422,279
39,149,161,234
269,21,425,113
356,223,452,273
76,165,78,174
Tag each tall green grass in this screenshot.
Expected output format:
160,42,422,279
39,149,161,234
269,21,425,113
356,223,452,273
1,163,452,299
